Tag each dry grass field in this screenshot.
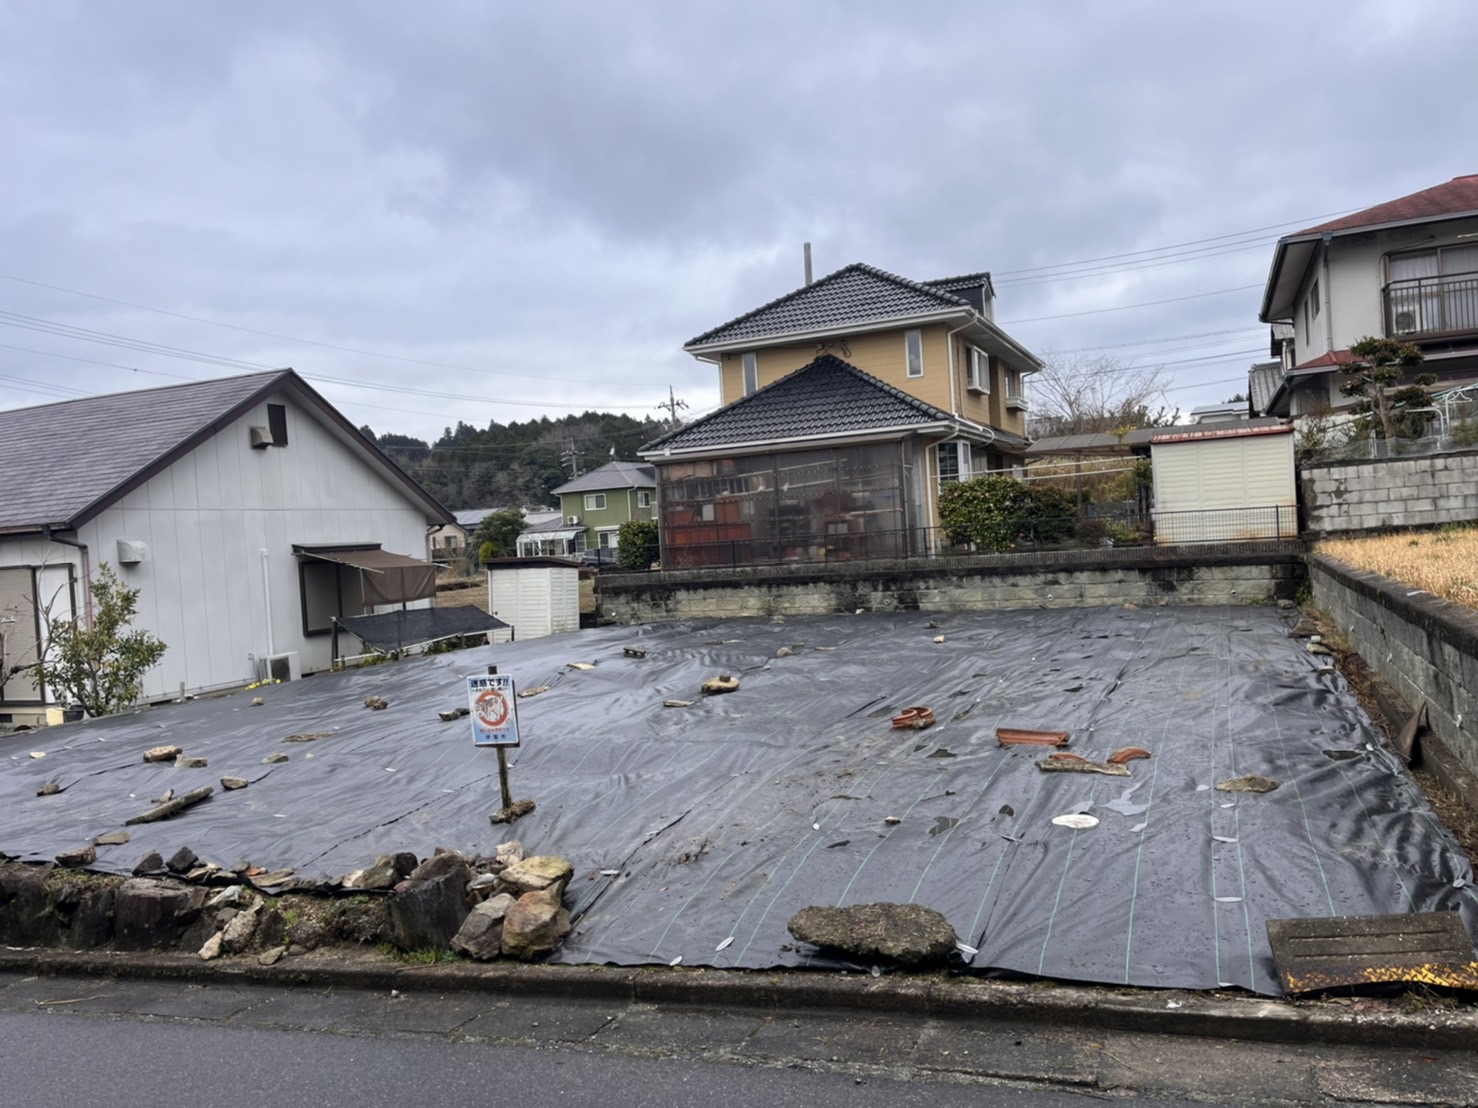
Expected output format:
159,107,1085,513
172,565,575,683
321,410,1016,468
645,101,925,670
436,575,597,615
1317,525,1478,613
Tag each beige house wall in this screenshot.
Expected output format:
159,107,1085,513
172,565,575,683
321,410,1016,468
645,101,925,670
714,324,1029,439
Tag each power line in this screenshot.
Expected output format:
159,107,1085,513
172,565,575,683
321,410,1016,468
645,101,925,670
1000,284,1262,325
991,209,1352,278
0,271,620,387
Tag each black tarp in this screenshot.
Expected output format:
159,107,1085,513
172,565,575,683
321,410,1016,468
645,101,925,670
3,606,1473,995
338,606,508,654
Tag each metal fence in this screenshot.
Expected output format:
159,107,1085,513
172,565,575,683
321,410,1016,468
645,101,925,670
639,504,1299,571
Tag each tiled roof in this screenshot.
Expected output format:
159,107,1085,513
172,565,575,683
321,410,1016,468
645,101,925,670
642,355,953,453
685,264,973,348
552,459,656,496
1293,175,1478,237
0,371,292,531
1247,361,1284,415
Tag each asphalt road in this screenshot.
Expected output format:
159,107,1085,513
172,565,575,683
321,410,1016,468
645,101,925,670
2,971,1473,1106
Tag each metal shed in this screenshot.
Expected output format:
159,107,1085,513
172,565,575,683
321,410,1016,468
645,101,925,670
483,557,581,640
1149,424,1297,542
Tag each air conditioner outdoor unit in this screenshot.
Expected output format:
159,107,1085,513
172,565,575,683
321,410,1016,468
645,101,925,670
1393,308,1421,335
256,651,301,684
566,515,581,526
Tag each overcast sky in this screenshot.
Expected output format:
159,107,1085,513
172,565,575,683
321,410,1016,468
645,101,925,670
2,0,1475,444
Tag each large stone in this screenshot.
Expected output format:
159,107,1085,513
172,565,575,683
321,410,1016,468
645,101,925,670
389,870,469,951
221,900,262,954
166,847,198,874
407,849,472,885
143,745,182,763
498,856,573,895
787,902,957,966
344,851,418,890
500,886,571,961
450,893,516,961
55,845,96,868
132,851,164,876
52,880,115,949
113,878,203,950
0,866,59,946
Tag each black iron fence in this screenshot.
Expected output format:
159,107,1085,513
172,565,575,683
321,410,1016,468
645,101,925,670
639,504,1299,572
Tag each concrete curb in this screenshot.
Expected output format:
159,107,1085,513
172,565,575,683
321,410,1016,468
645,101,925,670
4,947,1474,1051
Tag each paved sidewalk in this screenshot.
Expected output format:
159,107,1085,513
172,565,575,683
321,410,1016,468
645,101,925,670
3,960,1476,1105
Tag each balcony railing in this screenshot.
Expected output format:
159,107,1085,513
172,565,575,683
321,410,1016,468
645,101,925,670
1384,271,1478,340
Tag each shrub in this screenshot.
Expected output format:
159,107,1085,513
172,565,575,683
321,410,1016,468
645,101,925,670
938,476,1084,551
616,518,659,570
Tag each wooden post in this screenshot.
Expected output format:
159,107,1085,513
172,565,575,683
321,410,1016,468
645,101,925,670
488,664,513,809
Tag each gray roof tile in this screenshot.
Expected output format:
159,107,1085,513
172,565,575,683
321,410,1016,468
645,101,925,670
686,264,974,348
0,370,454,531
642,355,953,453
0,371,292,531
551,459,657,495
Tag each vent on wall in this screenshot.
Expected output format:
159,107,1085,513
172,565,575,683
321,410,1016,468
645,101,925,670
249,426,274,449
116,539,149,565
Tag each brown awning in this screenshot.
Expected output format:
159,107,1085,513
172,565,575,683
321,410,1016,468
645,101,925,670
295,546,437,606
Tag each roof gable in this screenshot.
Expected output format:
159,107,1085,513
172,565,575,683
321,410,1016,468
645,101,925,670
685,263,974,349
641,355,952,454
1293,175,1478,237
0,370,453,532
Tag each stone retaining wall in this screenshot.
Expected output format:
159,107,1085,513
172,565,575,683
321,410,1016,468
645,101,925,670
599,545,1305,624
1309,553,1478,779
1300,450,1478,535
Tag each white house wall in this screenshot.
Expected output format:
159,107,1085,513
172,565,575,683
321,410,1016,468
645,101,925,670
71,393,434,700
1296,215,1478,364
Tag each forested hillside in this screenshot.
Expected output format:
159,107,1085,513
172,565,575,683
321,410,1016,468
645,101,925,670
361,412,669,510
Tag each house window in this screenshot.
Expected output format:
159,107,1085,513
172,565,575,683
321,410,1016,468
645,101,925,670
598,529,620,549
1386,244,1478,337
584,493,607,511
267,403,288,446
299,560,365,636
742,352,759,395
936,441,971,484
1006,367,1023,400
967,347,990,392
636,490,652,508
1310,278,1320,319
905,329,924,377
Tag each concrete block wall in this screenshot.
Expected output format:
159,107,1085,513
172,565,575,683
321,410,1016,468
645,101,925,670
1301,450,1478,535
599,549,1304,626
1309,554,1478,778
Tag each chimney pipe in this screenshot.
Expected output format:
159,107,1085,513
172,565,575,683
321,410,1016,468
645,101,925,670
803,243,813,286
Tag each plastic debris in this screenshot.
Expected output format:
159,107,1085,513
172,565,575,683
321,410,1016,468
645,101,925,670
1051,813,1100,830
567,662,597,671
517,686,550,699
716,937,734,951
669,955,683,966
1212,835,1238,843
28,751,45,760
955,941,978,956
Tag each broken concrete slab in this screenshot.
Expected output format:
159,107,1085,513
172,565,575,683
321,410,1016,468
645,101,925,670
787,903,957,966
125,785,213,825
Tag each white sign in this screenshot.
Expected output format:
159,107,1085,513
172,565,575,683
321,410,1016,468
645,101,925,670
467,673,520,747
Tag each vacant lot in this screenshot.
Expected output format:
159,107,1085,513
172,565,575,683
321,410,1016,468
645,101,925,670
1317,526,1478,612
5,606,1471,996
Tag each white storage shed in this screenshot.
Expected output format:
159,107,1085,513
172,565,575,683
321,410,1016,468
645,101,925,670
1149,424,1297,543
484,557,581,640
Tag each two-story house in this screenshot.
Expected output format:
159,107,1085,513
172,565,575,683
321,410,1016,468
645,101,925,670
550,460,657,561
1258,174,1478,418
639,263,1042,565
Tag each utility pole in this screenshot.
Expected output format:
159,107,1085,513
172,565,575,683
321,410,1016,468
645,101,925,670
657,386,689,430
561,437,580,479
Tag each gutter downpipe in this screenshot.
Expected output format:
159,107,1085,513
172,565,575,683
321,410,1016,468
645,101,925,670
261,548,275,658
43,527,92,629
1322,234,1335,353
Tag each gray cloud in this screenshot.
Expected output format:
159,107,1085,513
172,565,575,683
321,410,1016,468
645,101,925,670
2,0,1476,446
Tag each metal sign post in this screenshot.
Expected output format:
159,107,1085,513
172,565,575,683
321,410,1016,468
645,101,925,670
469,664,536,823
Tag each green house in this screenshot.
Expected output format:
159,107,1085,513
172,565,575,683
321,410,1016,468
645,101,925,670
551,460,657,559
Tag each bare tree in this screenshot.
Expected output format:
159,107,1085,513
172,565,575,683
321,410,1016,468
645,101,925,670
1027,355,1177,438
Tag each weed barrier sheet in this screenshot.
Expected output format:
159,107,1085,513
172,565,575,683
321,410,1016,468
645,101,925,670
3,606,1473,995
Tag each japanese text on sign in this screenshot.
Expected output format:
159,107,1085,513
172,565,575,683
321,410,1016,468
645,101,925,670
467,673,520,747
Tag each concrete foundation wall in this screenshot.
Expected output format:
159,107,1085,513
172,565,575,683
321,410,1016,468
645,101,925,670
1309,554,1478,778
1300,450,1478,535
600,546,1305,624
